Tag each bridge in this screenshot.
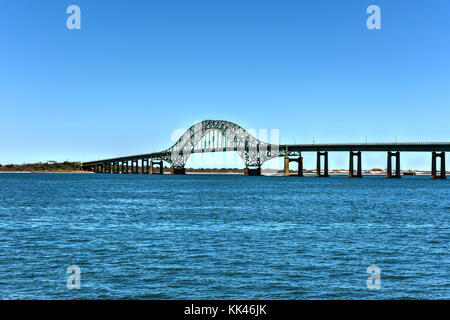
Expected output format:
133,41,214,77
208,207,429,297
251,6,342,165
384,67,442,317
81,120,449,179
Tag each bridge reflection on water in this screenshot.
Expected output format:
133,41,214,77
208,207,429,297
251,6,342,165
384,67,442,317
82,120,449,179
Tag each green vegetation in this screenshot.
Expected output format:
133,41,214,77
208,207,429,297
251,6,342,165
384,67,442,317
0,161,84,172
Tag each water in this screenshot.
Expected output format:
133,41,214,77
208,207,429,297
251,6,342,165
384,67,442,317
0,173,448,299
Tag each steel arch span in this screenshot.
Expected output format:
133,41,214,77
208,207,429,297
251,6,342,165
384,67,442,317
164,120,280,167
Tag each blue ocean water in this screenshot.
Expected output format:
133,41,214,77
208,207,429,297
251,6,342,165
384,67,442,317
0,173,448,299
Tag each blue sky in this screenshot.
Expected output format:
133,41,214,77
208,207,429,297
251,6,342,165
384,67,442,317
1,0,449,169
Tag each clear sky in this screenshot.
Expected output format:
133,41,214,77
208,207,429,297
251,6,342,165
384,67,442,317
1,0,449,170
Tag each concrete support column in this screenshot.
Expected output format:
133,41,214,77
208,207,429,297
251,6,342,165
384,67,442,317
349,151,363,178
431,151,446,179
150,160,164,174
141,159,145,174
442,152,447,179
387,152,401,178
244,166,261,176
298,156,304,176
284,156,303,177
316,151,329,177
284,156,290,176
357,151,362,177
171,167,186,175
432,151,437,178
395,152,401,178
387,152,392,178
141,159,148,174
349,151,354,177
316,152,321,177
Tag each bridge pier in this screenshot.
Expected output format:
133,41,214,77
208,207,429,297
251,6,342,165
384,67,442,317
244,166,261,176
131,160,139,174
316,151,329,177
142,159,149,174
284,156,303,176
431,151,446,179
150,160,164,174
387,151,401,178
171,166,186,175
349,151,362,178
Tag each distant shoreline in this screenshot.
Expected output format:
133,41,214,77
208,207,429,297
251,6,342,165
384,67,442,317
0,170,443,175
2,161,444,175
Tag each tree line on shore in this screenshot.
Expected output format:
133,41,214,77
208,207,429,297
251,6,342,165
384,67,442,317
0,161,83,172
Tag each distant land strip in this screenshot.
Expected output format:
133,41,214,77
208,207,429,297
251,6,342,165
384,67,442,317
0,161,446,175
